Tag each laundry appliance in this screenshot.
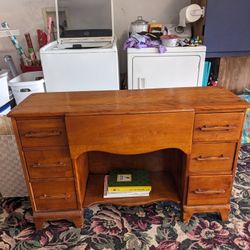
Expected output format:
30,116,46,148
127,46,206,89
40,0,119,92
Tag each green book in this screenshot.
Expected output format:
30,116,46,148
108,169,151,192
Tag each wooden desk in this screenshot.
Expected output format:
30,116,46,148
8,87,249,229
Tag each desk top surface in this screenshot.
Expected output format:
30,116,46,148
9,87,249,118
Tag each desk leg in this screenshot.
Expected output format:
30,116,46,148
72,154,89,227
73,216,84,228
33,210,83,230
182,207,193,223
33,217,44,230
183,205,230,223
220,206,230,221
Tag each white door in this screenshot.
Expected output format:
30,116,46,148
132,55,202,89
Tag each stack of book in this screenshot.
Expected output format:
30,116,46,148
103,169,151,198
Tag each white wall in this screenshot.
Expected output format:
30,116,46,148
0,0,54,72
0,0,190,73
114,0,191,71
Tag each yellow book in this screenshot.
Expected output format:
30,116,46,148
108,186,152,193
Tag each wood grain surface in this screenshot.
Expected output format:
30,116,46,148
66,112,194,158
8,87,249,118
187,175,232,205
83,172,180,207
8,87,249,228
189,143,236,174
193,112,244,142
218,57,250,93
24,147,73,179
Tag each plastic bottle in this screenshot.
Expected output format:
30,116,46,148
4,55,18,79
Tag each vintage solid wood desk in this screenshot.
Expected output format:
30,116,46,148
8,87,249,229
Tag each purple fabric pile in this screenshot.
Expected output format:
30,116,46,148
123,34,166,53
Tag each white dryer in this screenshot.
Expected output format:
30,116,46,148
127,46,206,89
40,0,119,92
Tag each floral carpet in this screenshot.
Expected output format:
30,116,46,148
0,145,250,250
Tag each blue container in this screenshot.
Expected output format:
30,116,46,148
0,102,11,115
239,92,250,144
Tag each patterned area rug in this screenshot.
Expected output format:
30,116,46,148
0,145,250,250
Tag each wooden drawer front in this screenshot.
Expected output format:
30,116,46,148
24,148,73,179
193,113,244,142
31,179,77,211
187,175,232,206
66,112,194,158
189,143,236,174
17,118,67,147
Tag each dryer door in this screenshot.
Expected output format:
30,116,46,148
132,55,203,89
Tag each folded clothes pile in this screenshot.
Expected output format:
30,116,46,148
123,34,166,53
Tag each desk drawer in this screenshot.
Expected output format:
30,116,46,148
193,113,244,142
66,112,194,158
189,143,236,174
31,179,77,211
17,118,68,147
187,175,232,205
24,148,73,179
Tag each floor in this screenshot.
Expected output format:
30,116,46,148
0,144,249,250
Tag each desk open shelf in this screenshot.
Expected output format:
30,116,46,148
83,171,180,207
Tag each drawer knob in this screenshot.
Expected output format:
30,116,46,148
199,125,236,132
37,193,71,200
194,189,226,195
31,162,66,168
24,130,62,138
195,155,230,161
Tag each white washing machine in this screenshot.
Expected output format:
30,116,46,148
127,46,206,89
40,40,119,92
40,0,119,92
